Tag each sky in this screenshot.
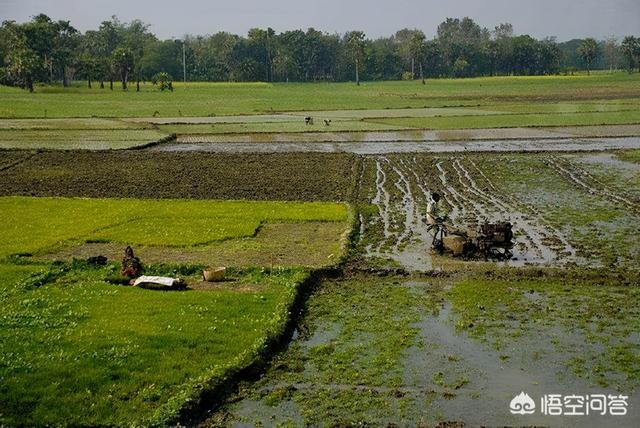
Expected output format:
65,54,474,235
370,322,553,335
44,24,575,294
0,0,638,41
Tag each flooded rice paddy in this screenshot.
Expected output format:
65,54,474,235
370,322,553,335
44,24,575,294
208,274,640,427
154,136,640,154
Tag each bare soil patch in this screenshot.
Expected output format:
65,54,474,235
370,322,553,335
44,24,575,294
0,151,358,201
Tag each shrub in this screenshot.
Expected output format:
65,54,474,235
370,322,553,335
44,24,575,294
401,71,415,81
151,72,173,91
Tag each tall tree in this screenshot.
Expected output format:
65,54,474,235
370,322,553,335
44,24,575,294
603,36,619,72
97,19,122,89
367,37,402,80
79,30,102,88
578,38,599,75
409,32,427,83
393,28,424,76
2,21,41,91
21,14,56,83
621,36,640,72
52,20,79,86
112,47,133,90
120,19,155,90
437,17,489,77
345,31,365,85
247,27,276,81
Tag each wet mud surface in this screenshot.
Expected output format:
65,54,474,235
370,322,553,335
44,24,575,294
164,123,640,144
155,136,640,154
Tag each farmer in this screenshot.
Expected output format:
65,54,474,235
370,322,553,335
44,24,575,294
426,192,449,253
426,192,441,225
121,246,144,279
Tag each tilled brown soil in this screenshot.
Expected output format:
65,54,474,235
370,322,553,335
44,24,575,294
0,151,358,201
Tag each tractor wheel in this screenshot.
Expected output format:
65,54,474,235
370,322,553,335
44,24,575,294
432,238,444,255
462,242,476,259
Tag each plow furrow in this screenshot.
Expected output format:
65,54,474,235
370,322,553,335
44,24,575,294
361,154,583,268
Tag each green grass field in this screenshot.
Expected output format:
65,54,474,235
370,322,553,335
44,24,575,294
0,197,348,258
2,73,640,118
0,196,349,425
0,262,308,425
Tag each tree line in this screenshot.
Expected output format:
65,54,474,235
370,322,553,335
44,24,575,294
1,14,639,91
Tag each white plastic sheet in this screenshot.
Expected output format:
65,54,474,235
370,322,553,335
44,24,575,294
133,276,179,287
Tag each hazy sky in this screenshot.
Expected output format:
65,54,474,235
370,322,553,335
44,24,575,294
1,0,638,41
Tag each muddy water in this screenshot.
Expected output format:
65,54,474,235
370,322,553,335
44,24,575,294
167,123,640,145
404,298,640,427
455,158,576,264
218,279,640,427
152,136,640,154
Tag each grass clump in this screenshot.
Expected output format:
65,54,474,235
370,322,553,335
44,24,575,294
616,149,640,164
